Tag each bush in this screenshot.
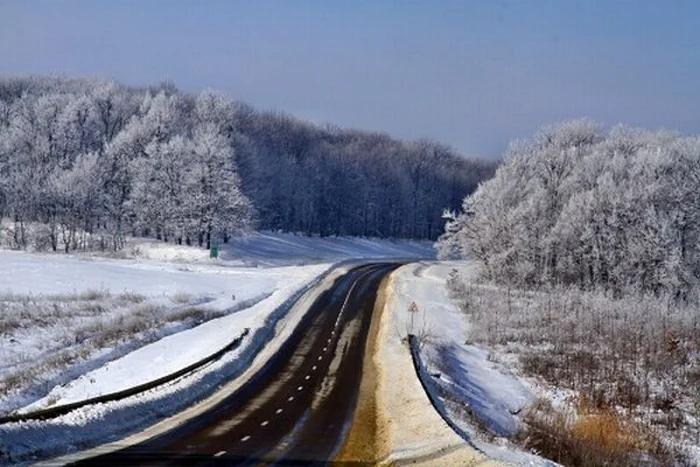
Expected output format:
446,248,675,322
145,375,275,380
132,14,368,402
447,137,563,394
521,398,674,467
447,270,700,464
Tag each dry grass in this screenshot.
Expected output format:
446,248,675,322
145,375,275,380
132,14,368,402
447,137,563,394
170,291,193,304
447,268,699,465
117,291,146,304
0,346,93,396
0,289,227,415
45,289,111,302
521,398,675,467
166,307,225,324
88,305,162,349
78,288,110,301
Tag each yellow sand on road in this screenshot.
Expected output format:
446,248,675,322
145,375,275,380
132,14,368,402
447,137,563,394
336,268,508,466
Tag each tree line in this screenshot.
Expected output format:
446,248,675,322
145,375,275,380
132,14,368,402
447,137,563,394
0,76,495,252
439,118,700,297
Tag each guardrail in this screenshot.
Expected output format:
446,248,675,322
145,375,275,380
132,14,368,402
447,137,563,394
0,261,353,426
0,328,250,425
407,334,480,451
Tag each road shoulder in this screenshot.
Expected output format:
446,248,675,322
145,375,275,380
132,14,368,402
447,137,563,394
336,265,505,466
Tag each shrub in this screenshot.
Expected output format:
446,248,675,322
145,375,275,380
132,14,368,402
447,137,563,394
447,270,700,464
521,398,674,467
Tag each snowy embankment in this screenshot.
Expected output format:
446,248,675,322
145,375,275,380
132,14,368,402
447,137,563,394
0,233,432,464
0,250,302,415
0,263,337,465
16,263,325,413
385,262,553,466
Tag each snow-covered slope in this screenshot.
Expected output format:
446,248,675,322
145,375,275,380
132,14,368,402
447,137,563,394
387,261,554,466
129,231,434,265
0,249,278,299
0,248,330,413
17,264,328,412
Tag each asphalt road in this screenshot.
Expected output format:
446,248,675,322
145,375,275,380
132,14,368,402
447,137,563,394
70,262,400,466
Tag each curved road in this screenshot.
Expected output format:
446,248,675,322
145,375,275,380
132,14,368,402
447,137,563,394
71,262,400,466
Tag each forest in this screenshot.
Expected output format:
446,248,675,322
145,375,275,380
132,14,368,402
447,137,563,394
439,118,700,298
0,76,495,253
439,119,700,464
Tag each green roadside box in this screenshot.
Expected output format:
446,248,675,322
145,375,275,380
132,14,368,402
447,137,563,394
210,243,219,259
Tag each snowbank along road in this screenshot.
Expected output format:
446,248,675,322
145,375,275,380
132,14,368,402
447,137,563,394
68,262,401,466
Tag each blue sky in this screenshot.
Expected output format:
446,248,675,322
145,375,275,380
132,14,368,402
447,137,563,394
1,1,698,158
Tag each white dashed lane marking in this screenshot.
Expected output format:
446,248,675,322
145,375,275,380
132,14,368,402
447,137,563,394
261,420,269,427
288,396,295,402
241,435,251,442
276,408,283,414
323,347,327,352
305,375,310,380
312,365,317,371
214,451,226,457
318,356,323,361
297,386,303,391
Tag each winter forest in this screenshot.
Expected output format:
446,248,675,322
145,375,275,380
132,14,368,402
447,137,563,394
0,76,495,253
438,119,700,464
439,119,700,298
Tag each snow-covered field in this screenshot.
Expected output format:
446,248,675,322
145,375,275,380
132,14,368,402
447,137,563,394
16,263,326,413
0,249,319,415
387,261,554,466
0,234,433,461
123,231,434,266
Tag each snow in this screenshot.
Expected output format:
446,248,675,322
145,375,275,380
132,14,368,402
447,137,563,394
0,248,320,413
123,232,434,266
385,261,555,466
0,249,278,303
375,269,496,466
0,233,430,464
12,265,353,466
214,231,433,265
18,263,326,411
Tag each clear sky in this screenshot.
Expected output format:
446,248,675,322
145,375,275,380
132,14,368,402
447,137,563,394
1,1,699,158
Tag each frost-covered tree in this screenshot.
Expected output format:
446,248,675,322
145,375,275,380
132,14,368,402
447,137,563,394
439,119,700,296
189,125,254,248
130,136,193,242
194,89,234,134
0,75,492,253
45,151,105,252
